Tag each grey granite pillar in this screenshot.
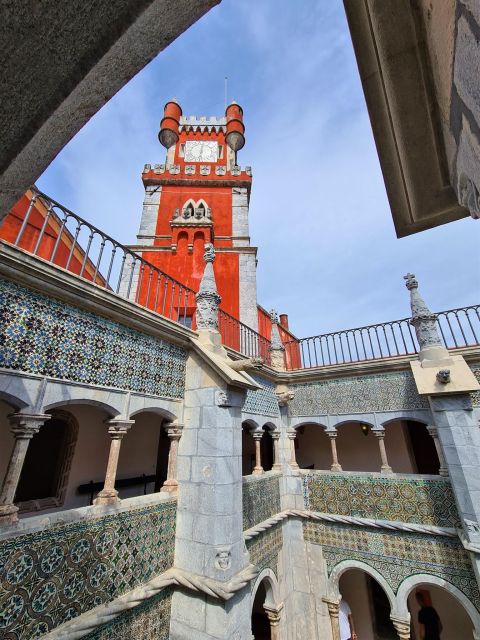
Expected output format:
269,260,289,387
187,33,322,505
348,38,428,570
327,431,342,472
161,422,183,493
373,428,393,474
0,413,50,525
170,368,252,639
429,394,480,579
426,425,448,477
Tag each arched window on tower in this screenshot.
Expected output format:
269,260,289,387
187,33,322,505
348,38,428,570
15,410,78,512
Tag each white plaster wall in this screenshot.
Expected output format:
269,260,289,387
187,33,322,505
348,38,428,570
384,421,416,473
408,584,474,640
295,426,331,470
339,570,375,640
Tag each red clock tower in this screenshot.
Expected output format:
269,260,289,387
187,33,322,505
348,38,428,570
131,99,258,331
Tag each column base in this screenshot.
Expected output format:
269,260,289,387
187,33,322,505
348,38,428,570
439,467,449,477
0,503,19,525
94,489,120,505
272,463,282,471
161,479,178,492
252,467,265,475
381,465,393,474
330,464,342,472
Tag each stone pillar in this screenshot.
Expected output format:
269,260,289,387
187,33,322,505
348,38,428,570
94,419,134,505
269,309,286,371
373,429,393,474
327,431,342,472
271,430,282,470
161,422,183,492
252,431,264,475
391,617,411,640
323,598,341,640
430,394,480,583
426,426,448,477
287,429,299,469
264,605,283,640
0,413,50,525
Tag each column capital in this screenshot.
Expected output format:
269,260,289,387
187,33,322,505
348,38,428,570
372,428,386,438
270,430,281,440
391,616,411,640
426,425,438,436
252,431,263,441
165,421,183,440
9,413,51,438
105,418,134,439
322,597,340,616
326,430,338,439
287,428,297,440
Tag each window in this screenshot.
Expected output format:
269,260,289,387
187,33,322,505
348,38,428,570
179,143,185,158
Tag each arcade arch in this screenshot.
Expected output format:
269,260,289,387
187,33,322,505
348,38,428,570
251,569,282,640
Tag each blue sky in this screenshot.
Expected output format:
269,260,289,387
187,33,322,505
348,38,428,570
37,0,480,338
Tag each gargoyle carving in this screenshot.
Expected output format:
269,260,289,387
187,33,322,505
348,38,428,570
228,357,264,372
276,391,295,407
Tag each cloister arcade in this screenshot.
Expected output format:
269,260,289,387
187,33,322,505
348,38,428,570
251,569,282,640
242,420,279,476
0,388,182,521
327,561,480,640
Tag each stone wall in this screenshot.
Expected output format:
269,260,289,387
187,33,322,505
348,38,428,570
0,278,186,398
304,521,480,612
289,370,428,416
243,473,281,531
0,499,176,639
302,472,461,528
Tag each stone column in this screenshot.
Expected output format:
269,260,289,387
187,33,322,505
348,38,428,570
161,423,183,492
327,431,342,472
252,431,264,475
264,605,282,640
373,429,393,474
269,309,286,371
287,429,299,469
426,426,448,477
391,617,411,640
323,598,341,640
271,430,282,470
0,413,50,525
94,419,134,505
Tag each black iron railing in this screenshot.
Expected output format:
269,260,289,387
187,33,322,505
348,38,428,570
219,308,271,366
284,305,480,369
5,188,196,325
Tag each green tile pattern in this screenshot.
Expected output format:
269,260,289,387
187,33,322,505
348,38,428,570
246,524,282,586
304,520,480,612
243,375,280,417
303,473,460,528
0,500,176,639
243,474,281,530
289,371,429,416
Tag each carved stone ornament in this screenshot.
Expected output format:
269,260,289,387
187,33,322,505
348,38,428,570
195,243,221,330
458,171,480,220
169,164,180,175
215,166,226,175
464,518,480,535
215,548,232,571
231,165,241,176
143,164,151,173
216,390,230,407
185,164,195,175
276,391,295,407
436,369,451,384
228,357,264,372
200,165,211,175
404,273,443,350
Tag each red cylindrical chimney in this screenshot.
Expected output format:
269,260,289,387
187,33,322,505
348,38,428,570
225,101,245,152
158,100,182,149
279,314,289,330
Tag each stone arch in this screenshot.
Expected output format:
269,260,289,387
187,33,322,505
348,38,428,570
182,198,196,215
380,416,428,428
242,419,260,476
332,418,375,431
43,398,121,418
291,420,328,431
396,574,480,633
243,418,260,433
328,560,398,617
251,568,280,611
129,406,177,421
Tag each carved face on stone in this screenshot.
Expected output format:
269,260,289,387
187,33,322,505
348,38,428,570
215,549,231,570
436,369,451,384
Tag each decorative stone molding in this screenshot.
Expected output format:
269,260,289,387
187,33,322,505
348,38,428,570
458,172,480,220
195,243,221,331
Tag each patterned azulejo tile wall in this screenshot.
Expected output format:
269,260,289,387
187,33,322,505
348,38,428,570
0,278,186,398
246,524,283,586
0,500,176,639
85,587,173,640
304,521,480,612
471,365,480,406
243,473,281,531
289,370,429,416
303,473,460,528
243,375,280,417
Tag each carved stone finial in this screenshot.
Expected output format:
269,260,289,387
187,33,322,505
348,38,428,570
403,272,447,361
195,243,221,331
404,272,418,290
270,309,279,324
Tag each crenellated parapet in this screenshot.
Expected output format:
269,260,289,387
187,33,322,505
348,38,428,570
142,162,252,177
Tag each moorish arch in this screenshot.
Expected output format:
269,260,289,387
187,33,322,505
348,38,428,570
396,574,480,638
